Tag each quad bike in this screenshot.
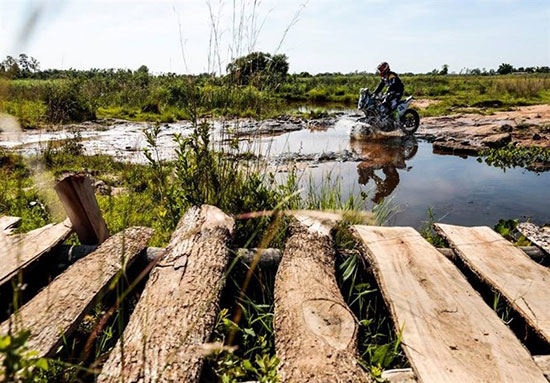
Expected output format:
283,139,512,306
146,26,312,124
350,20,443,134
357,88,420,135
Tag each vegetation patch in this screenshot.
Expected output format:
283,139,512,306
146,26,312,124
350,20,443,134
478,144,550,172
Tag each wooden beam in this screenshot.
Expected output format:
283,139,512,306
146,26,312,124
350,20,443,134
54,173,109,244
534,355,550,381
435,223,550,344
0,227,152,358
517,222,550,255
0,219,72,287
0,216,21,234
273,212,371,383
352,225,548,383
382,359,550,383
97,205,234,383
381,368,417,383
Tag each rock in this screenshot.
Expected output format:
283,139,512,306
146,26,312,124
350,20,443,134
433,141,480,156
93,179,111,195
234,119,303,137
480,133,511,148
532,133,542,140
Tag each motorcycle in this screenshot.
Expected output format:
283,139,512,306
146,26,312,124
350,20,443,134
357,88,420,135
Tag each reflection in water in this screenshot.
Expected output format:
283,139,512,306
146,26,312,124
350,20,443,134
351,136,418,203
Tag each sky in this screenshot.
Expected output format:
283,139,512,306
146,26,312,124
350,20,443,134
0,0,549,75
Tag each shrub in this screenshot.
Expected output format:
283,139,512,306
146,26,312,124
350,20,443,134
42,80,96,123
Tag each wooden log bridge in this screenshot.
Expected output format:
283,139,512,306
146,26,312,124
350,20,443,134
98,205,235,383
2,186,550,381
274,212,370,383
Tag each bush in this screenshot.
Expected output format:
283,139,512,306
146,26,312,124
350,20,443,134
42,80,96,123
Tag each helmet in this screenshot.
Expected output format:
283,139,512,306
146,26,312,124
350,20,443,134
377,62,390,77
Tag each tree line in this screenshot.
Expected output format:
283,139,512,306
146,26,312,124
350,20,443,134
2,54,549,82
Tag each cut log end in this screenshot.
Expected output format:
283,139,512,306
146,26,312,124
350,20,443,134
54,173,109,245
274,214,371,382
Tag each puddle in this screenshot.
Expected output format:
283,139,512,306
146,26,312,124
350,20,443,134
1,114,549,228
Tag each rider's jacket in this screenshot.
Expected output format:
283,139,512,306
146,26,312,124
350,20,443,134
374,71,404,95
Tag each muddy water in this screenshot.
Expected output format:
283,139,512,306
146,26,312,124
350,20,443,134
1,114,549,228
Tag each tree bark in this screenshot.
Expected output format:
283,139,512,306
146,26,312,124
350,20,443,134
0,219,72,287
273,212,371,383
0,227,152,358
54,173,109,244
98,205,234,383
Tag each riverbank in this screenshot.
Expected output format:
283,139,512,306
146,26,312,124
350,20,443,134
418,104,550,154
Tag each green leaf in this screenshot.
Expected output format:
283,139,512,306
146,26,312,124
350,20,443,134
35,358,48,370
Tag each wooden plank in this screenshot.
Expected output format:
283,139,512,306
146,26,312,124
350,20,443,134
0,227,152,358
352,225,548,383
0,219,72,286
534,355,550,380
54,173,109,244
518,222,550,255
0,216,21,233
381,368,417,383
98,205,234,383
383,360,550,383
273,212,371,383
435,223,550,343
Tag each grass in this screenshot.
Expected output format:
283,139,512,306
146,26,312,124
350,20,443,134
0,121,407,382
2,130,546,381
1,73,550,129
2,59,549,383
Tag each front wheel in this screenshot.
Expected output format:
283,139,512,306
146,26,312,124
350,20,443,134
400,109,420,135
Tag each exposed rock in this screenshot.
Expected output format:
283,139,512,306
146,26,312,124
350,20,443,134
93,179,111,195
273,150,364,165
481,133,511,148
233,118,304,137
433,140,480,156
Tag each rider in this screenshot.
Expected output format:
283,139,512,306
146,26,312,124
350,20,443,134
373,62,404,116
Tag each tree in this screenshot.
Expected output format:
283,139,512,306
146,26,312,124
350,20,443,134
0,56,20,78
497,63,514,75
0,54,39,78
439,64,449,75
470,68,481,75
226,52,289,87
137,65,149,74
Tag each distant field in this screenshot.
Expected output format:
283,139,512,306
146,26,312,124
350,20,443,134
1,73,550,128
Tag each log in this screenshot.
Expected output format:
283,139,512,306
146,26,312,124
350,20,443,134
435,223,550,343
352,225,548,383
0,219,72,287
52,245,282,269
54,173,109,244
0,227,152,358
382,359,550,383
97,205,234,383
0,216,21,234
534,355,550,380
517,222,550,255
381,368,417,383
273,212,370,383
437,246,546,263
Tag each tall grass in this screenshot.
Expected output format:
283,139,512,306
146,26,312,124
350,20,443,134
2,73,550,128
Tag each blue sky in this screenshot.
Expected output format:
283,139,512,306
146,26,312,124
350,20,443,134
0,0,548,74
